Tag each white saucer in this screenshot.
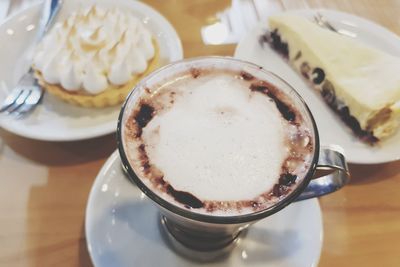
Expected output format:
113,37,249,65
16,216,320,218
85,151,323,267
0,0,183,141
234,9,400,164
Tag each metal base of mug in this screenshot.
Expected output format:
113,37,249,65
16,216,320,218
159,215,246,262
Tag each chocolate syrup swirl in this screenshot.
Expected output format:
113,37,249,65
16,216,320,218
240,71,255,81
134,102,155,137
167,185,204,209
250,82,296,122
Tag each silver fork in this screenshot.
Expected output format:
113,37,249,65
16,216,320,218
313,12,338,33
0,0,62,117
0,69,43,116
313,12,356,38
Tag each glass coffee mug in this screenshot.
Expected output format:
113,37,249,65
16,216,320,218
117,57,349,261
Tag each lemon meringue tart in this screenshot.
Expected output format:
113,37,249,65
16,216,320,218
32,5,159,108
263,14,400,143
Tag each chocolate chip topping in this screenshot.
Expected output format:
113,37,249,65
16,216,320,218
272,184,287,197
271,173,298,197
269,29,289,58
319,80,378,144
249,83,267,93
259,32,271,46
190,68,201,78
134,102,155,129
262,30,307,61
269,91,296,122
339,106,378,143
321,80,379,144
312,67,325,84
250,82,296,122
279,173,297,186
294,51,302,61
167,185,204,209
300,62,311,79
321,80,336,108
137,144,151,174
240,71,254,81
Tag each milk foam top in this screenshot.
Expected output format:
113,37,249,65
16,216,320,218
33,5,155,94
121,58,316,216
143,74,286,201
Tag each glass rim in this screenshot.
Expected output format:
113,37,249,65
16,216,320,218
117,56,320,225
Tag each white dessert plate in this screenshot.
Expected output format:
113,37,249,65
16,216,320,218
234,9,400,164
0,0,183,141
0,0,10,22
85,151,323,267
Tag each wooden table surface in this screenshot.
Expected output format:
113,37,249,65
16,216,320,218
1,0,400,266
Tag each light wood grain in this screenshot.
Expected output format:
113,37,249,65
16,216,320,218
0,1,400,266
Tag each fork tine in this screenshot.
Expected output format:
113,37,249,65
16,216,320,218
315,12,337,32
12,89,43,117
0,89,23,112
25,87,43,105
7,90,32,113
323,20,337,32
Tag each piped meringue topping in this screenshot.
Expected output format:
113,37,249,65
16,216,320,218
33,5,155,94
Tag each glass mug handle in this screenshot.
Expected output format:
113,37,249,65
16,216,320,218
296,145,350,201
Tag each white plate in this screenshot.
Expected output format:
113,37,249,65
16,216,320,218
234,9,400,164
0,0,10,22
0,0,183,141
85,151,323,267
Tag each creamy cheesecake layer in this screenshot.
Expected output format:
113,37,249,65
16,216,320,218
268,14,400,142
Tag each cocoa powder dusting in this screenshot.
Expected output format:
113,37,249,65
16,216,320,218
190,68,201,78
240,71,254,81
137,144,151,174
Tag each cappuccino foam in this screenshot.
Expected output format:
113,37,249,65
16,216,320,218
124,68,314,215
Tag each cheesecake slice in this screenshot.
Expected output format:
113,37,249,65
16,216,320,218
265,14,400,143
